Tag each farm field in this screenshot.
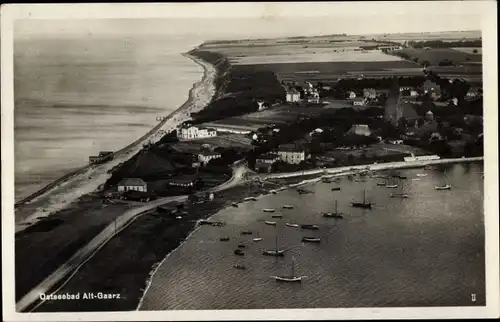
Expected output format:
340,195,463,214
173,134,254,153
234,60,418,83
398,48,482,65
200,104,339,134
363,30,481,43
451,47,482,55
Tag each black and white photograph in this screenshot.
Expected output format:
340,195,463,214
1,2,499,321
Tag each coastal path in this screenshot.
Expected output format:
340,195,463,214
16,162,252,312
257,157,484,181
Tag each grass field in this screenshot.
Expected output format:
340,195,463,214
173,134,254,153
398,48,482,65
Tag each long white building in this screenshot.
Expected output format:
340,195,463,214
178,125,217,140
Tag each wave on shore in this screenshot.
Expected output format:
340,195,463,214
14,53,217,232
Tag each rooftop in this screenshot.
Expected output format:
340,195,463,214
277,144,305,152
199,151,221,157
168,175,199,184
118,178,147,186
257,153,280,160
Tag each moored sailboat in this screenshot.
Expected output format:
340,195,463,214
323,200,344,218
263,236,285,256
270,256,303,282
351,190,372,209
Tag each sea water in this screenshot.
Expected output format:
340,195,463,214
14,35,204,205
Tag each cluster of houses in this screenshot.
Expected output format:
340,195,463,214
285,81,321,104
400,80,482,102
347,88,379,108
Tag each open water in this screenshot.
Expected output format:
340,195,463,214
140,163,485,309
14,35,204,203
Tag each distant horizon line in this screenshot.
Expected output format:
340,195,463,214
14,29,482,42
203,29,482,43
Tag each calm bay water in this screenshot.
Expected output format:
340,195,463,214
141,163,485,309
14,35,204,201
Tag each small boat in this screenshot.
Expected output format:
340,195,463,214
237,244,246,248
386,179,398,188
282,205,294,209
302,237,321,243
351,190,372,209
263,208,275,213
244,197,257,201
412,178,421,181
241,231,253,235
233,264,246,270
265,221,277,226
435,170,451,190
271,256,303,283
323,200,344,219
231,203,239,208
301,224,319,230
331,187,341,191
390,193,409,198
285,223,299,228
271,214,283,218
234,249,245,256
377,181,386,186
263,236,285,256
416,173,427,177
322,178,332,183
390,179,409,198
253,237,263,242
219,237,230,241
398,176,407,180
271,190,277,194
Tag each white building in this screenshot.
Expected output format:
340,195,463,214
117,178,147,192
404,154,440,162
348,124,372,136
198,151,222,165
352,97,366,107
286,88,301,103
178,125,217,140
277,145,309,164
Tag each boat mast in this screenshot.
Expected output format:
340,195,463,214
275,235,278,251
291,256,295,278
363,190,366,203
335,200,338,214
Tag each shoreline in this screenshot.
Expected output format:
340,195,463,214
14,52,216,232
15,50,223,312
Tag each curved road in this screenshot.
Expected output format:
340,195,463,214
16,162,251,312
